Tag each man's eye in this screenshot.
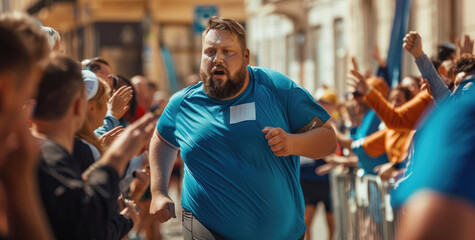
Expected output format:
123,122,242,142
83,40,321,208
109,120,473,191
206,50,216,55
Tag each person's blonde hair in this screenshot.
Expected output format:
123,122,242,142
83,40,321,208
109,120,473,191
76,78,110,153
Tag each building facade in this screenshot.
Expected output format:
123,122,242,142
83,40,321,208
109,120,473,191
245,0,475,100
2,0,246,92
3,0,475,96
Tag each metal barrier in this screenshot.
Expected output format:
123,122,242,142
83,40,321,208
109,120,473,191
330,168,398,240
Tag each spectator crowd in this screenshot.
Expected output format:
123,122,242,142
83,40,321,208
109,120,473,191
0,10,474,240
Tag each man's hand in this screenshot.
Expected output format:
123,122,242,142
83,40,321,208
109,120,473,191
109,86,133,120
262,127,295,157
347,69,370,96
403,31,424,59
456,34,474,59
150,194,176,223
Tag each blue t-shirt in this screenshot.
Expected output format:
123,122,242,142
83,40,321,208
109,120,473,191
157,66,330,239
394,88,475,207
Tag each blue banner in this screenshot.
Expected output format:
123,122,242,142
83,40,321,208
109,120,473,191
161,46,179,93
386,0,412,87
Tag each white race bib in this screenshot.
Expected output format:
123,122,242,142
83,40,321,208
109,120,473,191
230,102,256,124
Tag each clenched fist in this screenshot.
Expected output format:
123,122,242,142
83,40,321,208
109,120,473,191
262,127,295,157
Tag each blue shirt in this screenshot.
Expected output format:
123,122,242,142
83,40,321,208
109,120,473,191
157,66,330,239
394,88,475,207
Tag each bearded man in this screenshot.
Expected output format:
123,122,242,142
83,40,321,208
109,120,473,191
149,16,336,240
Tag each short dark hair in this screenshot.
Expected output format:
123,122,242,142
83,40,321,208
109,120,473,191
454,53,475,75
0,25,33,86
33,56,84,120
0,12,49,64
80,57,110,73
204,16,247,50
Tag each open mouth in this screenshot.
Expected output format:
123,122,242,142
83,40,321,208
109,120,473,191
213,70,226,76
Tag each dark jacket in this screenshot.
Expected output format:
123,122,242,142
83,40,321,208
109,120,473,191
37,139,132,240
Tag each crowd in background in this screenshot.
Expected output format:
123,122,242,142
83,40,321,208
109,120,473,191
0,10,474,240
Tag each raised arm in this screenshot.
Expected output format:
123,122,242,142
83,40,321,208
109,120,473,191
348,69,432,130
403,31,451,102
148,129,179,223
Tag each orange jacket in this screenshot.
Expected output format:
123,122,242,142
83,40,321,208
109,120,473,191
361,88,433,163
364,88,433,130
362,128,415,163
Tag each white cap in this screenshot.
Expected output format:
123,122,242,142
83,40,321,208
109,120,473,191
82,70,99,100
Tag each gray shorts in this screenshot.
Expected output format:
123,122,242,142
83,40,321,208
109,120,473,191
182,208,305,240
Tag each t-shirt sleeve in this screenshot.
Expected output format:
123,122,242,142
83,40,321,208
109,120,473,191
156,91,184,148
264,69,330,133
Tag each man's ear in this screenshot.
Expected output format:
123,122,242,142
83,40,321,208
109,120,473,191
244,49,250,65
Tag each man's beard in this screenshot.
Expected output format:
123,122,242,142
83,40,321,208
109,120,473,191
201,64,248,100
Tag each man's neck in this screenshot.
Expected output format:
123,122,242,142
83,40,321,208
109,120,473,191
32,120,75,154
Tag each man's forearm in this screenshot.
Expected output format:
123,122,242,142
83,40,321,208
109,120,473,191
292,123,337,159
149,132,178,196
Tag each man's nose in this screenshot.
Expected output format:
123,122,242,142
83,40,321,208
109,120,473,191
213,51,224,64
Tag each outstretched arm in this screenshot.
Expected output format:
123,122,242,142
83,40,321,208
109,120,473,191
403,31,451,103
348,69,432,130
